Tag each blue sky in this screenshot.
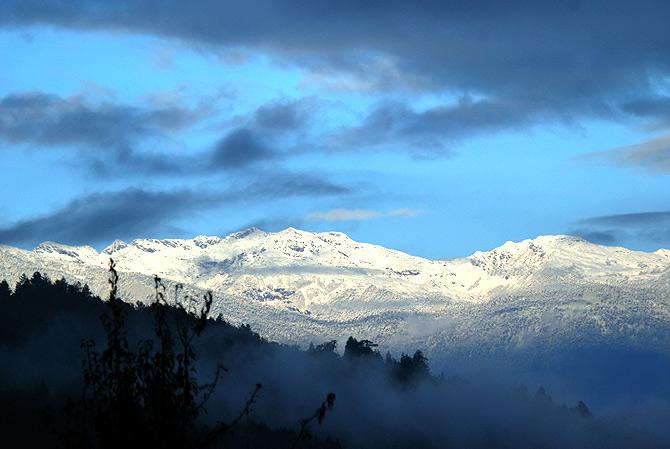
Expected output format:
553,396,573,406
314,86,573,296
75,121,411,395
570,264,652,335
1,1,670,258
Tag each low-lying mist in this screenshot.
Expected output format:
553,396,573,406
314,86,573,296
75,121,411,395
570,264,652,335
1,272,668,448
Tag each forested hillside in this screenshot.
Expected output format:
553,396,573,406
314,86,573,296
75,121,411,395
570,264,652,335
0,270,665,448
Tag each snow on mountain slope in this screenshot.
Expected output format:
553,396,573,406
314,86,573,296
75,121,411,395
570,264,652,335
1,228,670,367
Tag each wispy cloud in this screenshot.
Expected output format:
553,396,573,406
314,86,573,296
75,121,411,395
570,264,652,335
0,91,205,149
306,207,423,222
569,211,670,247
582,135,670,174
329,97,538,153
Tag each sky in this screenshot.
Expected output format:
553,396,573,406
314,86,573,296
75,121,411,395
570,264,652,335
0,1,670,259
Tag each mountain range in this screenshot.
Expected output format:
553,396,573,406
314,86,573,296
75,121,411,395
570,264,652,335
2,227,670,379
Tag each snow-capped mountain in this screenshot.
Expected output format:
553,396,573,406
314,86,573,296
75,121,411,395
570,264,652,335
2,227,670,369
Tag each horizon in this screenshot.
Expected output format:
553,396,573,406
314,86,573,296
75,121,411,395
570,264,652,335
2,2,670,259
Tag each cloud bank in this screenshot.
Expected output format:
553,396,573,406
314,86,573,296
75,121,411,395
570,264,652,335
2,1,670,149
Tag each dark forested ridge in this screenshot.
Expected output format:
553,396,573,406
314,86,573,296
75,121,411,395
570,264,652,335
0,271,666,449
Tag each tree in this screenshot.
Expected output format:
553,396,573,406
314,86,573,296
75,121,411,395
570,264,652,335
0,280,11,301
344,336,379,358
81,283,92,297
69,259,242,449
411,350,430,378
310,340,338,356
394,351,431,385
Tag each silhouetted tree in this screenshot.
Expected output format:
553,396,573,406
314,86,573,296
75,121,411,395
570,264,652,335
291,392,336,449
0,279,11,300
411,350,430,378
68,259,236,449
0,272,345,448
60,260,340,449
344,336,379,358
0,271,96,345
309,340,338,357
394,350,430,385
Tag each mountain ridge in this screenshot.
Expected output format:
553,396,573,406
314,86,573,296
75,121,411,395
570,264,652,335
1,227,670,373
12,228,670,263
3,227,670,310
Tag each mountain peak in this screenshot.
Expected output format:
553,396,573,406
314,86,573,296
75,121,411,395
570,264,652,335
226,227,265,240
505,234,586,248
102,239,128,255
279,226,304,235
273,227,353,241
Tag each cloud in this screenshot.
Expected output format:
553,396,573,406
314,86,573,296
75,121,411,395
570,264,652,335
582,135,670,174
0,91,218,176
307,209,379,222
570,211,670,248
569,229,618,246
306,207,423,222
0,91,288,177
580,212,670,227
246,174,352,197
387,208,423,217
68,127,278,176
0,188,208,247
0,91,203,150
330,97,536,151
250,98,312,132
2,1,669,145
619,96,670,129
209,128,276,169
0,91,311,176
0,175,354,247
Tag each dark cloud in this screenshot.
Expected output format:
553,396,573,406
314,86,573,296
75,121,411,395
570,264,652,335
0,92,202,150
580,212,670,227
89,127,281,176
569,229,618,246
570,211,670,248
0,174,354,247
0,188,207,247
250,99,311,131
210,128,275,169
87,146,187,176
619,96,670,128
582,135,670,174
0,91,297,176
2,1,669,145
331,97,535,151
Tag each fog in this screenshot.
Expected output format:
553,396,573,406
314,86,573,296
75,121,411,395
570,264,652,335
1,276,669,448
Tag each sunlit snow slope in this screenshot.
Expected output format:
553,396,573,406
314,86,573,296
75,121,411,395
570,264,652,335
1,227,670,367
